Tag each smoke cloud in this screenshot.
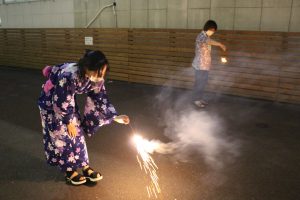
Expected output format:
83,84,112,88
152,85,240,170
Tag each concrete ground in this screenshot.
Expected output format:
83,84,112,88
0,67,299,200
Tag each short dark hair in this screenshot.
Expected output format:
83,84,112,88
77,49,109,80
203,20,218,31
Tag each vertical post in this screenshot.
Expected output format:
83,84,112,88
275,32,287,103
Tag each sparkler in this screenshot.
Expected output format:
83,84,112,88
221,56,227,63
130,124,161,198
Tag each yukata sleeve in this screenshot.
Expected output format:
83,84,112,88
83,85,118,136
52,76,76,125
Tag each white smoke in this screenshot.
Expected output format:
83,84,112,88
152,87,240,170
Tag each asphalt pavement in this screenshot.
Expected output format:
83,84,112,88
0,67,299,200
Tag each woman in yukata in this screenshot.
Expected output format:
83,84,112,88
38,50,130,185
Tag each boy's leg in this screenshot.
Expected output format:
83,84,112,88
193,69,201,101
199,70,209,101
195,70,209,101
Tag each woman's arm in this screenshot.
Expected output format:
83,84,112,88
83,85,118,135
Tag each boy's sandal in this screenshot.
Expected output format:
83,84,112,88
65,171,86,185
194,101,206,108
83,167,103,182
200,100,209,105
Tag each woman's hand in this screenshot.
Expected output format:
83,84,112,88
114,115,130,125
67,123,77,138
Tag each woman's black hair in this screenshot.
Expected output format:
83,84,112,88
203,20,218,31
77,49,109,80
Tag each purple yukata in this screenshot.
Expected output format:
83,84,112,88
38,63,117,172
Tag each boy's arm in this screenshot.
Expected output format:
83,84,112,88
207,39,226,51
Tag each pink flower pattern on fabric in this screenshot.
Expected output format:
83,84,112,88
38,63,117,172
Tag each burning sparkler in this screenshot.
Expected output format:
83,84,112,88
132,134,161,198
221,56,227,63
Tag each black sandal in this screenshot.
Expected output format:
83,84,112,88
82,167,103,182
65,171,86,185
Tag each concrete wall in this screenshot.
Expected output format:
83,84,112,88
0,0,74,28
76,0,300,32
0,0,300,32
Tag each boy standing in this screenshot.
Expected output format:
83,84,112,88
192,20,226,108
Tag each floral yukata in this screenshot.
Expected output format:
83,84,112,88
38,63,117,172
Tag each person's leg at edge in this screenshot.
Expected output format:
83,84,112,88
193,70,209,106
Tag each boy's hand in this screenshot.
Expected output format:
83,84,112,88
67,123,77,138
220,43,226,51
114,115,130,125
